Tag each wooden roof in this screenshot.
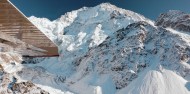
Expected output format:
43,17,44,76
0,0,58,56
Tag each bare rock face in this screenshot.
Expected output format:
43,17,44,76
70,20,190,90
155,10,190,31
12,81,49,94
0,70,49,94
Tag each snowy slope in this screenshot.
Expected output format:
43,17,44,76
28,8,190,93
117,69,190,94
66,21,190,94
29,3,152,56
1,3,190,94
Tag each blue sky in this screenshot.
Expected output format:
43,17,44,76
10,0,190,20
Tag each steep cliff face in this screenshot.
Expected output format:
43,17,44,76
155,10,190,32
64,21,190,94
29,3,151,55
1,3,190,94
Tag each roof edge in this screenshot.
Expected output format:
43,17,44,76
7,0,58,47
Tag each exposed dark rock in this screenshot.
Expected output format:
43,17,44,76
155,10,190,32
12,81,49,94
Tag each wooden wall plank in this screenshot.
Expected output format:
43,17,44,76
0,0,58,56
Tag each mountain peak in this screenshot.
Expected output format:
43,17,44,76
167,10,185,14
98,2,117,9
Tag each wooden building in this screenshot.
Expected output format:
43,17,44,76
0,0,58,57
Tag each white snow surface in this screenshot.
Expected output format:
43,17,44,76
117,69,190,94
1,3,190,94
29,3,151,56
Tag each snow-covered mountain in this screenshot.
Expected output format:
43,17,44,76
28,3,152,56
1,3,190,94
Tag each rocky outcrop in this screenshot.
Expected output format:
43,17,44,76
155,10,190,31
70,21,190,90
0,68,49,94
12,81,49,94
